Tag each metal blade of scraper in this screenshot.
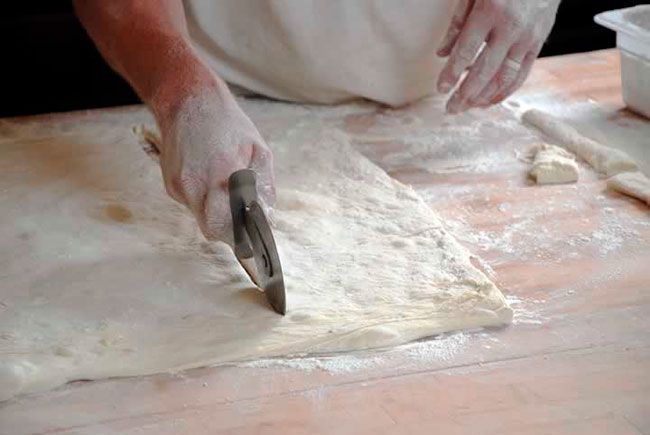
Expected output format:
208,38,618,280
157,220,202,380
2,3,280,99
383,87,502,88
229,169,286,315
244,201,286,314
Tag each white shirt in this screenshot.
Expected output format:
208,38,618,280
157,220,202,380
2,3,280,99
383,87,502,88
184,0,455,106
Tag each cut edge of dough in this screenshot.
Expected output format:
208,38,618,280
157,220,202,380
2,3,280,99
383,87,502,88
607,171,650,206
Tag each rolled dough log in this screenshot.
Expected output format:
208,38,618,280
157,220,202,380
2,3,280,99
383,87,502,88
0,111,511,400
522,109,637,177
529,143,579,185
607,171,650,206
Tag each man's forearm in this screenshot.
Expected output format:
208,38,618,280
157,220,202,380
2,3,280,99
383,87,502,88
74,0,221,117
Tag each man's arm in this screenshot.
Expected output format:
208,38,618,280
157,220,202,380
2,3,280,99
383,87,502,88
73,0,216,119
74,0,276,244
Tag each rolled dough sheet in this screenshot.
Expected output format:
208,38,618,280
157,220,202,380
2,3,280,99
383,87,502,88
0,113,511,400
607,171,650,205
522,109,638,177
529,143,579,185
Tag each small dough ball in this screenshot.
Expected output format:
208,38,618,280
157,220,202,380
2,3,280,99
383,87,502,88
529,143,579,185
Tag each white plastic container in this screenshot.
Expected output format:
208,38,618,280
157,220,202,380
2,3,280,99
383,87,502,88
595,5,650,119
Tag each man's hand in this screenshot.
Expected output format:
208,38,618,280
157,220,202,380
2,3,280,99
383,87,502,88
74,0,275,244
437,0,561,113
155,80,275,244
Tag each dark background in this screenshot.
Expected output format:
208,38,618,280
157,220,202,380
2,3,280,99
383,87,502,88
0,1,637,117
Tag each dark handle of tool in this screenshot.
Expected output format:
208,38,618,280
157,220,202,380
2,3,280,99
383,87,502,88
228,169,258,259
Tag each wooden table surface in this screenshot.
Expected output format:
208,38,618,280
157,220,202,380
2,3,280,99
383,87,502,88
1,49,649,435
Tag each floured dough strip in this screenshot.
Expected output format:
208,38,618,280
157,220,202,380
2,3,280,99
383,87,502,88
607,171,650,206
522,109,637,177
529,143,579,185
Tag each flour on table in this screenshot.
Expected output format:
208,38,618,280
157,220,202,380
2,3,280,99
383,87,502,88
522,109,637,177
529,143,579,185
608,171,650,206
0,107,511,400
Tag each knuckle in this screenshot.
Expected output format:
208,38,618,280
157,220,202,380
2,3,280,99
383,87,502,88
502,4,523,23
483,0,509,24
452,0,471,21
500,63,519,81
456,48,476,66
500,69,518,85
482,53,502,72
506,15,526,34
489,0,508,14
256,145,273,161
532,29,548,44
476,70,494,85
489,1,526,33
251,144,275,173
517,29,537,47
450,13,465,31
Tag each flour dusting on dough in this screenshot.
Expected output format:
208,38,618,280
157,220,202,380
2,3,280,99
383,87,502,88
0,101,511,400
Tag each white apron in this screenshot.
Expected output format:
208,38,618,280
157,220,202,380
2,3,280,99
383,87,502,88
184,0,455,106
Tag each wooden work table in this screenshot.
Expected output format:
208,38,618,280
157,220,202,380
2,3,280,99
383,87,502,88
1,50,649,434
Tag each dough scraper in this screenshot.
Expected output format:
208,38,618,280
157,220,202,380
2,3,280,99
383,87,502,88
229,169,286,315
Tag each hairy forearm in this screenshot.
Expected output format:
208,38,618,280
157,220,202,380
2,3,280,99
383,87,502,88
74,0,223,118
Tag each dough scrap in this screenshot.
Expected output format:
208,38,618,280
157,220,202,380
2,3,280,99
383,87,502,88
607,171,650,205
522,109,637,177
529,143,579,185
0,116,511,400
